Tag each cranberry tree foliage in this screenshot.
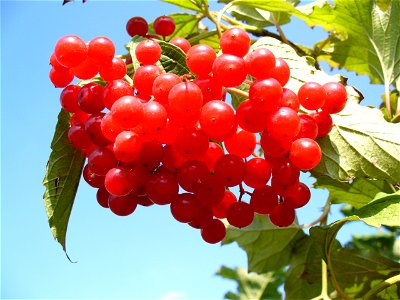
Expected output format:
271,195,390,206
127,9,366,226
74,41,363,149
44,0,400,298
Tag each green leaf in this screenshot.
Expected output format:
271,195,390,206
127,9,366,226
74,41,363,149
347,232,400,261
188,29,220,50
42,109,85,253
223,214,305,273
285,236,330,300
312,101,400,183
330,248,400,299
355,191,400,228
216,266,284,300
161,0,203,11
313,176,394,209
219,0,299,28
157,40,191,75
309,0,400,86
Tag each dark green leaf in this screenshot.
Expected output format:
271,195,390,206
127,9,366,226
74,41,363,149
157,40,191,75
347,232,400,261
285,236,331,300
42,109,85,252
313,176,394,209
223,214,305,273
331,248,400,299
216,266,284,300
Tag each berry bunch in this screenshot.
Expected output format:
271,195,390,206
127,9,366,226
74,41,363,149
49,19,347,244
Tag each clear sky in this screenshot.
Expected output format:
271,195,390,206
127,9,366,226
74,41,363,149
1,1,383,299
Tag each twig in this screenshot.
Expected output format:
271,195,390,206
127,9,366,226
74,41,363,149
272,16,289,45
226,87,249,98
385,82,392,119
363,274,400,299
300,200,330,229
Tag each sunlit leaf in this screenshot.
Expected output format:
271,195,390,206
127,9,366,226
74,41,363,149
42,109,85,253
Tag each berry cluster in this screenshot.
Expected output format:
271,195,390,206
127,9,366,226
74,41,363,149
49,19,347,244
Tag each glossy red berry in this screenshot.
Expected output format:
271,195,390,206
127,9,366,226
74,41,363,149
153,16,176,37
289,138,322,170
226,201,254,228
169,37,191,53
220,27,250,57
201,219,226,244
126,16,148,37
54,35,87,68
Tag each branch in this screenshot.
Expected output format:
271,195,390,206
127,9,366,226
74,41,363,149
300,200,330,229
363,274,400,300
226,87,249,98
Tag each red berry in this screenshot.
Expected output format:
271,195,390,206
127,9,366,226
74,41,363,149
321,82,347,114
220,27,250,57
169,37,191,53
99,57,127,82
126,16,148,37
244,158,272,189
212,190,237,219
269,201,295,227
153,16,176,37
270,58,290,86
54,35,87,68
170,193,200,223
298,82,327,110
108,194,138,216
201,219,226,244
310,111,333,138
250,185,278,214
60,85,80,113
135,39,162,65
212,54,247,87
227,201,254,228
87,36,115,65
186,44,216,77
289,138,322,170
49,68,74,88
245,48,276,79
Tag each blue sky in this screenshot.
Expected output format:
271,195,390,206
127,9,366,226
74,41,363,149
1,1,383,299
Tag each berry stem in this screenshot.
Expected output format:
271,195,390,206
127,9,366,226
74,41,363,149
363,274,400,299
216,2,234,38
252,152,260,158
300,200,330,229
384,82,392,119
123,74,134,87
226,87,249,98
272,16,289,45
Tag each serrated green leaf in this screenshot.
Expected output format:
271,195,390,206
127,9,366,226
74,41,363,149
355,191,400,228
223,214,304,273
307,0,400,86
313,176,393,209
157,40,191,75
42,109,85,253
161,0,202,11
216,266,284,300
313,101,400,183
